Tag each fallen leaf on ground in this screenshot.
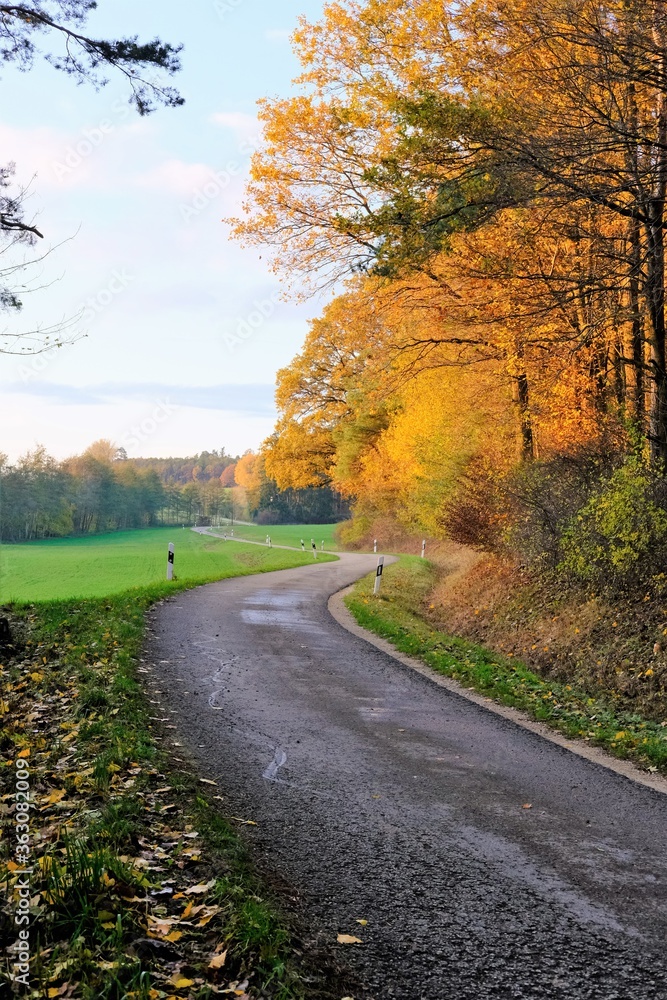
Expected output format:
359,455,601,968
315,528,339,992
221,981,249,997
208,949,228,970
43,789,66,806
337,934,362,945
522,803,533,810
356,919,368,926
146,916,179,937
184,880,215,895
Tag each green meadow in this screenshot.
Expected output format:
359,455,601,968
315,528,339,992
0,526,338,603
211,521,342,550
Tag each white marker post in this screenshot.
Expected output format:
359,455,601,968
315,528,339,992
312,540,317,559
321,540,324,551
301,539,305,551
167,543,175,581
421,540,426,559
374,555,384,595
268,536,272,548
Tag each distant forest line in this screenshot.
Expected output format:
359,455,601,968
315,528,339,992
0,441,347,543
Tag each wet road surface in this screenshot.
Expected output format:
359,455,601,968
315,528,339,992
147,554,667,999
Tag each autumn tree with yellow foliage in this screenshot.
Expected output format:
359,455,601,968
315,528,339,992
231,0,667,575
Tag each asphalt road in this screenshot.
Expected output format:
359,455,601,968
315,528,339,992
147,554,667,1000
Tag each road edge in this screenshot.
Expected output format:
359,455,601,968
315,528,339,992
328,584,667,797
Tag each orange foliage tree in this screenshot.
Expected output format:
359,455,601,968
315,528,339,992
230,0,667,535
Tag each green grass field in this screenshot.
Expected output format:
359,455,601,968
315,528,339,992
0,527,338,603
211,522,342,550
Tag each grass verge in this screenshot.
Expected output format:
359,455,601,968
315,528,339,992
345,557,667,774
1,574,340,999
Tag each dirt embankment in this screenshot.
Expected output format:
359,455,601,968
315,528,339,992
344,518,667,723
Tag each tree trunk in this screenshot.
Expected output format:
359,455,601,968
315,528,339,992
628,217,645,422
646,242,667,463
647,4,667,464
514,371,535,462
510,341,535,462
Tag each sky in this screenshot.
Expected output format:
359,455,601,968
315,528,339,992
0,0,329,461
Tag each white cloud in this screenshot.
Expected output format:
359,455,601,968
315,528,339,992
209,111,262,152
132,158,222,195
0,122,89,190
0,395,276,462
0,116,155,192
210,111,257,130
264,28,292,43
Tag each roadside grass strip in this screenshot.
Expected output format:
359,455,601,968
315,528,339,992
0,579,328,1000
346,557,667,775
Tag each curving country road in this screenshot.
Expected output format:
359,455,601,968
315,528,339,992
146,554,667,1000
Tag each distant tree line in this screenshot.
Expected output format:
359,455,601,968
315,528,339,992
0,441,347,543
124,449,238,486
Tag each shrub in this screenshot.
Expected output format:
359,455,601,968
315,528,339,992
443,459,507,549
337,511,373,547
256,508,281,525
560,458,667,588
502,453,614,569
